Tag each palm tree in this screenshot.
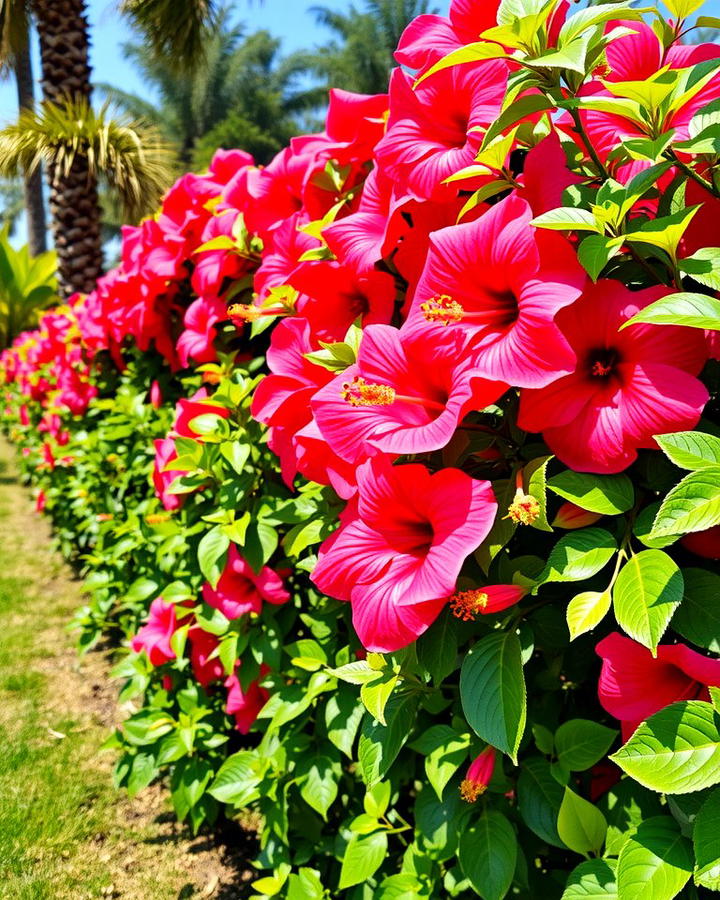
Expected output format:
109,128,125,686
307,0,439,95
0,9,46,255
0,99,175,297
0,0,218,296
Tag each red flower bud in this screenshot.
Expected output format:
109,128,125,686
552,502,602,530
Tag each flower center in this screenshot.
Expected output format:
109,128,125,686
341,375,446,412
421,294,464,325
505,489,540,525
589,348,619,379
460,779,487,803
449,589,489,621
420,290,518,328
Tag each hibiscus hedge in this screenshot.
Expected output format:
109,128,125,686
5,0,720,897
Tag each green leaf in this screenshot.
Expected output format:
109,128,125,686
414,41,508,85
672,568,720,653
517,756,565,848
617,816,693,900
208,750,262,806
679,247,720,291
561,859,617,900
577,234,623,281
612,550,684,654
547,471,634,514
360,670,399,726
621,291,720,331
324,687,364,758
417,609,459,684
458,810,517,900
531,207,601,232
540,527,617,584
693,787,720,890
625,206,700,259
460,631,527,763
655,430,720,470
611,700,720,794
481,94,554,149
425,731,471,801
298,751,340,819
566,590,612,641
555,719,617,772
338,830,388,890
525,454,553,532
651,468,720,537
358,693,420,787
364,781,391,818
196,526,229,589
557,787,607,855
287,869,324,900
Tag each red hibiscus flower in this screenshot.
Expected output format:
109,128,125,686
188,627,225,687
202,545,290,619
172,387,231,440
518,280,709,473
311,455,497,652
311,323,504,464
597,632,720,740
408,194,585,387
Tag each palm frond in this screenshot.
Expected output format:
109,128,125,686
0,97,177,222
0,0,29,71
119,0,219,73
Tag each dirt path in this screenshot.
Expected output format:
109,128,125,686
0,438,255,900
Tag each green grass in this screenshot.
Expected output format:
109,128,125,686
0,449,242,899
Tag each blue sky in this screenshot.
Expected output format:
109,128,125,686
0,0,451,123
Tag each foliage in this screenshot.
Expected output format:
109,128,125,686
0,98,175,222
0,228,56,348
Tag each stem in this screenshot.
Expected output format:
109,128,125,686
567,106,611,181
626,245,670,287
665,152,720,200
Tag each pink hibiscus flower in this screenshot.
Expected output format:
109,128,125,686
518,280,709,473
152,437,187,512
311,456,497,652
225,671,270,733
172,387,231,440
202,545,290,619
188,627,225,687
597,632,720,740
407,194,585,388
311,323,505,464
131,597,178,666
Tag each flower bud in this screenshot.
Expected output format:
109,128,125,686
460,747,496,802
552,501,602,530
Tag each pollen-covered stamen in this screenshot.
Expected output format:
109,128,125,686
342,376,396,407
449,589,489,621
460,778,487,803
227,303,288,323
505,488,540,525
341,375,447,412
421,294,464,325
589,348,619,379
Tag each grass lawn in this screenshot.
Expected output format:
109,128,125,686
0,443,251,899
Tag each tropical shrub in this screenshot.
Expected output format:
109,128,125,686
5,1,720,898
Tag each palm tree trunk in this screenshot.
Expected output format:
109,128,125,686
14,34,47,257
30,0,103,298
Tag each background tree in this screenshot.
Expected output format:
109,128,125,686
0,0,218,295
306,0,438,94
0,8,46,255
101,13,324,169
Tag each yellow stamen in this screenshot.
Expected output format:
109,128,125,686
227,304,287,323
146,513,171,524
341,375,396,407
460,779,487,803
449,589,489,622
421,294,464,325
505,489,540,526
